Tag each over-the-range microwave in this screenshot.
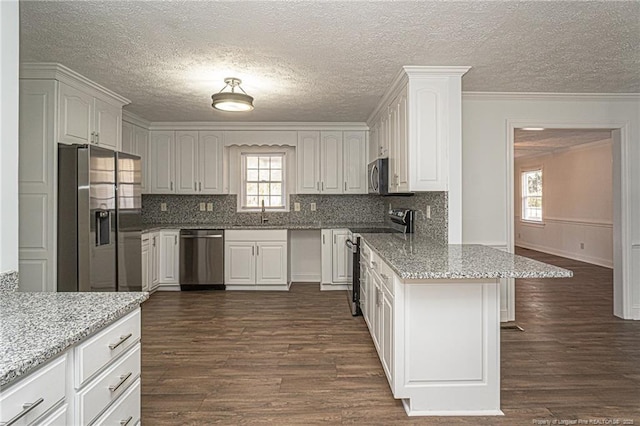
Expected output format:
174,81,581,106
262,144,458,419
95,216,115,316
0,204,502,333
368,158,389,195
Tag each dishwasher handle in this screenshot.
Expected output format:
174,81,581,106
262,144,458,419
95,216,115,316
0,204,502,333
180,235,223,239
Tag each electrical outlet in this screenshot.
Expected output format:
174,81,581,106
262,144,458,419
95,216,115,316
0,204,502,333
207,203,213,212
426,205,431,219
160,203,167,212
580,242,585,249
310,202,317,211
199,202,206,211
294,202,301,211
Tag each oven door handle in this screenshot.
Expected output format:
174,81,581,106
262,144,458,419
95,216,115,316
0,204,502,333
345,239,354,250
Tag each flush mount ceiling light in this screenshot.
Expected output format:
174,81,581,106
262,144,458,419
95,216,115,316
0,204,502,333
211,77,254,112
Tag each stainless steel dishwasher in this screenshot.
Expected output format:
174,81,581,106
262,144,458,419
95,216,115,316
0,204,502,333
179,229,225,290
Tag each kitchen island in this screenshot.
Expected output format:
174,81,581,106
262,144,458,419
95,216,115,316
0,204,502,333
0,291,148,424
357,233,572,417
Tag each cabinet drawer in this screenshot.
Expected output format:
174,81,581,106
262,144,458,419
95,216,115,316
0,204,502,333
36,403,68,426
225,229,287,242
75,309,140,387
360,242,371,267
92,379,140,426
77,343,140,426
370,254,394,296
0,355,66,426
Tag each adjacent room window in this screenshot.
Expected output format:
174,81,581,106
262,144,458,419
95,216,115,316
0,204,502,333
521,169,543,222
241,153,286,209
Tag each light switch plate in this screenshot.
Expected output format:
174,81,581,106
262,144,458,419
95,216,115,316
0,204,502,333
310,202,316,211
207,203,213,212
199,202,206,211
426,205,431,219
294,202,301,211
160,203,167,212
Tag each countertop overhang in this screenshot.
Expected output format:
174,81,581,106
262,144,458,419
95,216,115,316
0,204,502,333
0,292,148,387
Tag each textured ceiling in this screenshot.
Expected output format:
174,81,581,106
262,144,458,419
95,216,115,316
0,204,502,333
514,129,612,158
19,1,640,122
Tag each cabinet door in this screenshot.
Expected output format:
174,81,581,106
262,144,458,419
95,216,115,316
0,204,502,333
58,82,93,145
175,131,199,194
134,127,150,193
256,242,287,285
368,122,379,163
150,234,159,290
388,100,399,192
141,238,149,292
381,291,394,381
360,264,370,328
94,98,121,150
122,121,135,154
395,87,409,192
379,111,389,159
296,131,320,194
331,230,349,283
150,131,175,193
320,230,333,285
159,231,179,283
320,131,343,194
198,131,224,194
225,242,256,285
343,131,367,194
371,280,381,351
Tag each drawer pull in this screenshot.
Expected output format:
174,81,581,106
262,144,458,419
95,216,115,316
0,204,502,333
371,261,378,267
120,416,133,426
109,371,133,393
1,397,44,426
380,273,389,282
109,333,133,350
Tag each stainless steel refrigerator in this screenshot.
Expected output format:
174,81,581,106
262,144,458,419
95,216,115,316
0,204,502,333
57,144,142,292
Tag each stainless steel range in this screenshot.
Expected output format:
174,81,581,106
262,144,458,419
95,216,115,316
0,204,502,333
345,208,416,316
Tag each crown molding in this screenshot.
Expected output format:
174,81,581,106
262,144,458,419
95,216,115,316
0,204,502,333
20,62,130,105
148,122,369,131
403,65,471,77
462,91,640,102
122,110,151,129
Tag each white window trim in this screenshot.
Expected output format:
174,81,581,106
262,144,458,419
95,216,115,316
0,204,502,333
520,166,544,224
238,151,289,212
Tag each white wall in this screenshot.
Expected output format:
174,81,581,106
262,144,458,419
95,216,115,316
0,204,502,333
515,141,613,268
461,93,640,319
0,0,19,273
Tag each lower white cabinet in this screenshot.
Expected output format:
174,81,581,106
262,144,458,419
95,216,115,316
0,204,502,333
320,229,352,290
141,234,150,292
224,230,288,290
143,231,160,292
0,309,142,426
156,230,179,291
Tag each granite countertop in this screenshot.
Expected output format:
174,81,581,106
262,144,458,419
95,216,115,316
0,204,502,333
0,292,148,387
360,233,573,280
142,222,390,232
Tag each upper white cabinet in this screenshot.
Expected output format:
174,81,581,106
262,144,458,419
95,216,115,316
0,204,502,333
343,131,367,194
368,66,469,193
149,130,224,194
58,81,123,150
150,131,176,193
296,130,367,195
122,117,151,193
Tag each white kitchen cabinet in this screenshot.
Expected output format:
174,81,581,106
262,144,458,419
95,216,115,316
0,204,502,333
175,131,199,194
296,131,321,193
198,131,224,194
122,120,135,154
150,131,176,193
381,284,394,383
123,121,151,193
141,234,150,292
19,64,129,293
368,121,379,163
343,131,367,194
149,232,160,292
224,230,288,290
58,82,122,150
320,131,343,194
320,229,351,290
0,309,142,426
368,67,468,193
158,230,180,288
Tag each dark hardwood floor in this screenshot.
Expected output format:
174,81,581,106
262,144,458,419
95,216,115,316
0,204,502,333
141,250,640,425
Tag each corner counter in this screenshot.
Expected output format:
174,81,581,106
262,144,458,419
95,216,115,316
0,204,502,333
357,234,572,417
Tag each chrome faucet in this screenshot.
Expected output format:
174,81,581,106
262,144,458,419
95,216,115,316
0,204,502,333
261,199,268,224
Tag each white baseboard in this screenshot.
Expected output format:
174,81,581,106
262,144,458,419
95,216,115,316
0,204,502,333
515,242,613,268
320,283,348,291
290,273,321,282
226,283,290,291
157,284,180,291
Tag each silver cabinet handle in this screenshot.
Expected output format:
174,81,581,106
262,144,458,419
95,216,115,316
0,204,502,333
96,132,100,144
322,182,324,191
120,416,133,426
1,398,44,426
109,333,133,350
252,246,254,256
316,182,319,191
170,181,174,191
256,245,259,256
380,273,389,282
371,261,378,267
194,182,197,191
90,131,95,143
180,235,222,239
109,371,132,393
199,182,202,191
322,234,325,244
344,182,346,191
152,236,156,247
333,234,336,244
174,235,177,245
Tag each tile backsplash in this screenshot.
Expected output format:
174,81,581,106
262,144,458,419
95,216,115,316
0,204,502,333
142,192,448,243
